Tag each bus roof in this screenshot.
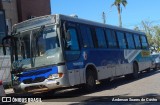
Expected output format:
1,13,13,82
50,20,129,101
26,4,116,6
58,14,145,35
13,14,145,35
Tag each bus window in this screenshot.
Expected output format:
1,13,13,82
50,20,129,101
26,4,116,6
116,31,127,49
80,25,94,48
95,28,107,48
66,28,80,50
65,27,80,61
134,34,141,49
126,33,135,49
105,29,117,48
141,36,148,49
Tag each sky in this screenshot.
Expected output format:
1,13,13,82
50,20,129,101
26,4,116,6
51,0,160,29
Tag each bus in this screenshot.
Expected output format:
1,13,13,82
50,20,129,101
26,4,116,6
2,14,152,93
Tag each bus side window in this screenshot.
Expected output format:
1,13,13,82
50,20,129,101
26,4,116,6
126,33,135,49
134,34,141,49
80,25,94,48
90,27,98,48
66,28,80,50
105,29,117,48
141,36,148,49
116,31,127,49
95,28,107,48
65,27,80,61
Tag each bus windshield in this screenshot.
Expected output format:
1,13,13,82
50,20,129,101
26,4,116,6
12,25,60,70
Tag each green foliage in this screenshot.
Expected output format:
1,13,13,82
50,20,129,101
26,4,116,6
153,26,160,47
112,0,127,7
137,20,160,51
141,21,154,47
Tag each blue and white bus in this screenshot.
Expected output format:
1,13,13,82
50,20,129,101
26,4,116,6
2,14,151,93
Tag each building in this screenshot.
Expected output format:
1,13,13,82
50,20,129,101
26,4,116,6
2,0,51,34
17,0,51,22
2,0,18,34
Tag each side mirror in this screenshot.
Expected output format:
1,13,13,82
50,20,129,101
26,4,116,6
2,37,6,55
66,30,71,41
2,36,12,55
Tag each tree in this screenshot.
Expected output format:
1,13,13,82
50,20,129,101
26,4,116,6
141,21,154,47
135,20,160,52
153,26,160,49
112,0,127,27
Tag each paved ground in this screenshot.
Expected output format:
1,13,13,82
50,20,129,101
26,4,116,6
2,69,160,105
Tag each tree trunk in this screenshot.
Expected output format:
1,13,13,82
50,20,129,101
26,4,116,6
118,5,122,27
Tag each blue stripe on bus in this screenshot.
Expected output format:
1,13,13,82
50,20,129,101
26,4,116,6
66,49,151,70
18,66,58,82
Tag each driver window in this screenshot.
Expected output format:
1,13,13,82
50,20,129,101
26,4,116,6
65,27,80,61
66,28,80,50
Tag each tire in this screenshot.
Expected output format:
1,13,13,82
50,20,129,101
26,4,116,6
131,63,139,79
84,69,96,92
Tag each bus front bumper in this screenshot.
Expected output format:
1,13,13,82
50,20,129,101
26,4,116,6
13,78,70,93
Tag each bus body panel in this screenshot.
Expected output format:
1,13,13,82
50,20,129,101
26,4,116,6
66,49,151,85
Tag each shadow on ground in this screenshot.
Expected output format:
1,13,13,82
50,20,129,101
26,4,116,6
5,70,160,103
68,93,160,105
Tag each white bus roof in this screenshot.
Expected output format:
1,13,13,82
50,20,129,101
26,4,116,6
13,14,145,35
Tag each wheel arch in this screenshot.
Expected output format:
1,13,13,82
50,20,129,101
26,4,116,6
84,63,98,81
133,60,139,71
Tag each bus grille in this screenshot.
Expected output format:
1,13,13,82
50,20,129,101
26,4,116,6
23,77,46,84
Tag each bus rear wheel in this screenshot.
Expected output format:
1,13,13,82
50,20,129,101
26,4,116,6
131,63,139,79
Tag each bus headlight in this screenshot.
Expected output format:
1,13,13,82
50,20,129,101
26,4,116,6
47,73,63,80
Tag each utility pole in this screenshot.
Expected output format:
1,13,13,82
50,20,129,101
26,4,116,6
102,12,106,24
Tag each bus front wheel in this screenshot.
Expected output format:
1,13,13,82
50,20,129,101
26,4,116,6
84,69,96,92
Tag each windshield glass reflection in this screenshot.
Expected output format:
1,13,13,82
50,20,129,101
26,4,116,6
12,25,60,69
